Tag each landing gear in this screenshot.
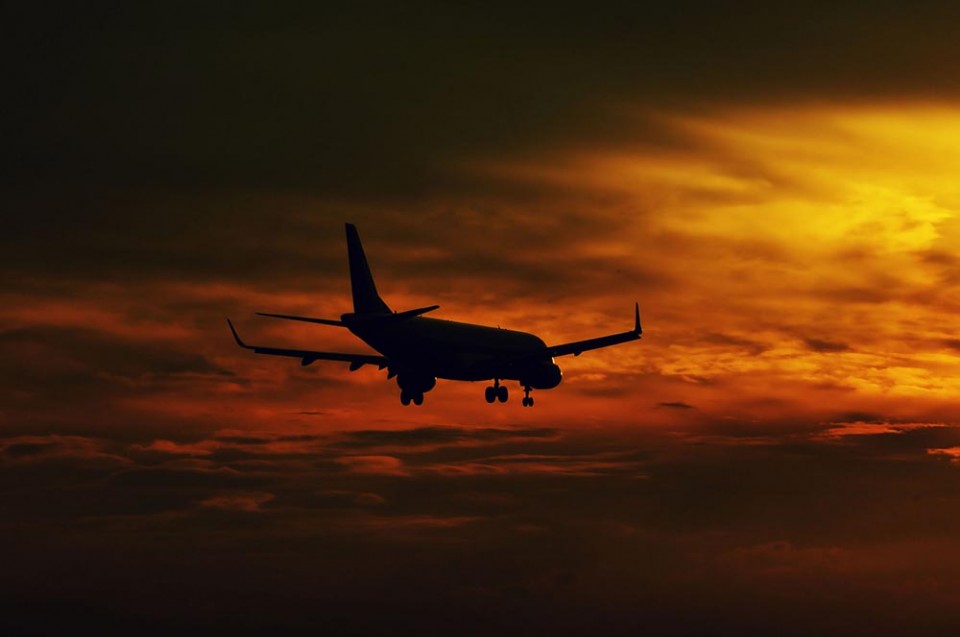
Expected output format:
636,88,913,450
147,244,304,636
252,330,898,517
485,379,509,404
397,373,434,406
521,385,535,408
400,389,424,406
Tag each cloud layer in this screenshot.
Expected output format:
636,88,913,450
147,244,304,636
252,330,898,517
3,419,960,635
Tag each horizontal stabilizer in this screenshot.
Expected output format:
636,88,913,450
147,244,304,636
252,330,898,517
344,304,440,324
391,304,440,321
256,312,345,327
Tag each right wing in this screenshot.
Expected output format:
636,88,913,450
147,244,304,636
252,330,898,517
542,302,642,358
487,303,642,378
227,319,389,369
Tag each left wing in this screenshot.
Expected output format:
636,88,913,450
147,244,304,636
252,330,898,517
227,319,389,369
543,302,642,358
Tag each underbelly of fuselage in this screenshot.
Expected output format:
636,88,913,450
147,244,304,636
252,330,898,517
350,317,548,381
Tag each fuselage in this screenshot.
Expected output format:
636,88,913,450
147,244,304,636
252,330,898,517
344,314,562,387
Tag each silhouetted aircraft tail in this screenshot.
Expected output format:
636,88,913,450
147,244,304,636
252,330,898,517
346,223,392,315
254,224,439,328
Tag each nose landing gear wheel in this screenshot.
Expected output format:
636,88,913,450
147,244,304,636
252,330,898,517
521,385,534,407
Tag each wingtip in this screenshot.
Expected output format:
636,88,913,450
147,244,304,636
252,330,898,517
634,302,642,335
226,318,246,348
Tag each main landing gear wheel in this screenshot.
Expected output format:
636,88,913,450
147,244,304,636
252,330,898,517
485,380,508,404
400,390,424,406
521,385,534,407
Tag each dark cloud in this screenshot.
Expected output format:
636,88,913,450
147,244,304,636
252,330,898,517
213,433,323,445
337,425,559,449
3,421,960,634
831,411,888,424
916,249,960,287
803,337,851,353
1,441,55,458
701,332,771,355
658,401,694,409
0,325,229,383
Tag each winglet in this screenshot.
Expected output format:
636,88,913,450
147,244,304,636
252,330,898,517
634,302,642,336
227,319,251,349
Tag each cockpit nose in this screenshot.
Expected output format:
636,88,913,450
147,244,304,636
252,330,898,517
545,363,562,388
523,361,562,390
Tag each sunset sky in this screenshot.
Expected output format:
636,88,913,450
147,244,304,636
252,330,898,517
5,3,960,634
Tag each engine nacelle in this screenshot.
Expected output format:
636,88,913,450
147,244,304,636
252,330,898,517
519,362,562,389
396,373,437,393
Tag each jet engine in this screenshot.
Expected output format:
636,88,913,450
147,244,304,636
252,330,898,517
396,373,437,394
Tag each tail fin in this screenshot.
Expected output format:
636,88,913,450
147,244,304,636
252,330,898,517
345,223,391,315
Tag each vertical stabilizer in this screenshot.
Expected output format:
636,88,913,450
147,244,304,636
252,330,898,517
345,223,391,314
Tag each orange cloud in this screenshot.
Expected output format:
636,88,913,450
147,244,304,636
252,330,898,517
928,446,960,463
199,491,275,512
337,455,408,476
7,103,960,436
451,102,960,425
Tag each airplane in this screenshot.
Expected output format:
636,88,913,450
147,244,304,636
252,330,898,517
227,223,642,407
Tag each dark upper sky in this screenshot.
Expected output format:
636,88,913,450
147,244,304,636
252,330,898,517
8,1,960,196
6,3,960,635
7,1,960,286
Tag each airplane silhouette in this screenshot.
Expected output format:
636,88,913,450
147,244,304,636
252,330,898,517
228,223,642,406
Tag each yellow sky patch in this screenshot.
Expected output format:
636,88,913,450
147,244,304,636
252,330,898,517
479,104,960,407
